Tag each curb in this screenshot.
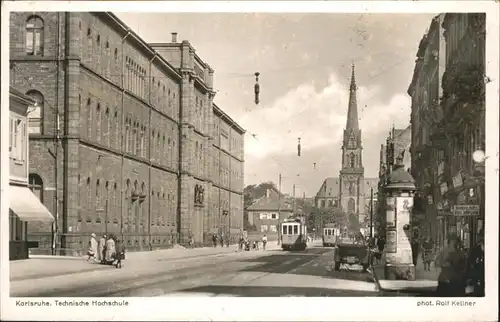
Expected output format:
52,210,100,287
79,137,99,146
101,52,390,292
368,255,438,296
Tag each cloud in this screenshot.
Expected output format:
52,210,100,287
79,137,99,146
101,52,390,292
240,71,410,160
240,71,411,195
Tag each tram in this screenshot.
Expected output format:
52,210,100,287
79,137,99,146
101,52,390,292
322,223,340,247
280,217,307,251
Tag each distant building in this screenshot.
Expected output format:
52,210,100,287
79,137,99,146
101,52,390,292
8,86,54,260
246,189,293,240
314,65,378,225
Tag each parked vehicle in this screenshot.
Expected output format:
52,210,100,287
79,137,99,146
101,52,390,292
334,239,369,272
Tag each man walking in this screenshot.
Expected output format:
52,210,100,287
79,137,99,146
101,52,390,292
262,234,268,250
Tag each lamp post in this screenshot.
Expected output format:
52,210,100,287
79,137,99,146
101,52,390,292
384,156,417,281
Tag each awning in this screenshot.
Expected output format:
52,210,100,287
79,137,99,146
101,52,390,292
9,186,54,222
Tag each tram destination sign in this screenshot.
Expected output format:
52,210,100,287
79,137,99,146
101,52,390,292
453,205,479,216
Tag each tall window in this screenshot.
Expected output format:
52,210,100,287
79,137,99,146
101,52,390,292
87,98,92,138
350,152,356,168
26,16,44,56
96,103,101,143
26,90,44,134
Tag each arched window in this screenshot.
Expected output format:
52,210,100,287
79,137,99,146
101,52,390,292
96,179,101,221
113,182,118,223
26,90,44,134
87,98,92,138
96,103,101,143
26,16,44,56
105,107,110,146
28,174,44,202
348,198,356,213
350,152,356,168
86,177,92,222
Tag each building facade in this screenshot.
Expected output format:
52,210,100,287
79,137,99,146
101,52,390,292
315,65,378,226
8,86,54,260
408,13,485,250
9,12,245,255
246,189,293,241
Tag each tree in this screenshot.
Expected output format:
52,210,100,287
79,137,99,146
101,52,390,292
306,206,347,233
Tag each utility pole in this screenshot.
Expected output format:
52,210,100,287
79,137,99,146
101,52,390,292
370,187,374,239
277,173,282,245
292,184,296,215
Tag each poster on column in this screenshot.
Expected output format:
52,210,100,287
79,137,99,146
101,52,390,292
396,196,413,244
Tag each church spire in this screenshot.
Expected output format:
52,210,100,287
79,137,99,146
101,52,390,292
346,63,359,131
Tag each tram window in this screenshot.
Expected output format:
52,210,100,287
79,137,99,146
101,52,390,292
288,225,293,235
282,225,287,235
326,229,330,236
293,225,298,235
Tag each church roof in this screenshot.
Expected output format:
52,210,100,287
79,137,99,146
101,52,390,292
345,63,359,131
315,177,340,198
315,177,379,198
247,189,293,212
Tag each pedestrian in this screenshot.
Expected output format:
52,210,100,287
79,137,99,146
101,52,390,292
212,234,217,248
87,233,98,263
105,234,116,263
219,234,224,247
411,236,420,266
98,234,107,263
262,234,268,250
114,237,125,268
238,235,244,251
422,237,434,271
435,235,466,297
465,229,484,296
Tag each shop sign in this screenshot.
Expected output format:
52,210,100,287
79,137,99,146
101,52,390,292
453,205,479,216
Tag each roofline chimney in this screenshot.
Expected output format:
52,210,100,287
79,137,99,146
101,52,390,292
171,32,178,43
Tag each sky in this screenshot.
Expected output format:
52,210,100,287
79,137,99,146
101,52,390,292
116,12,436,196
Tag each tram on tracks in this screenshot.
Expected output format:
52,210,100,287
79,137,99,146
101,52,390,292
280,217,307,251
322,223,340,247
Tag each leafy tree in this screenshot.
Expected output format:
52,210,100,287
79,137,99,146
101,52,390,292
306,206,347,233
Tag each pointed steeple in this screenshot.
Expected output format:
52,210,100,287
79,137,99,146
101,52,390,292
346,63,359,131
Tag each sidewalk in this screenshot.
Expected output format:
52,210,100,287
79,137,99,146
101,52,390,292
10,244,242,281
371,253,439,294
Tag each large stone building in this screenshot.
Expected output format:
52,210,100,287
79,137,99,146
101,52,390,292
9,12,245,255
315,65,378,226
8,87,55,260
408,13,485,250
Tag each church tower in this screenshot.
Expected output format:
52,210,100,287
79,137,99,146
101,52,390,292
339,64,365,219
